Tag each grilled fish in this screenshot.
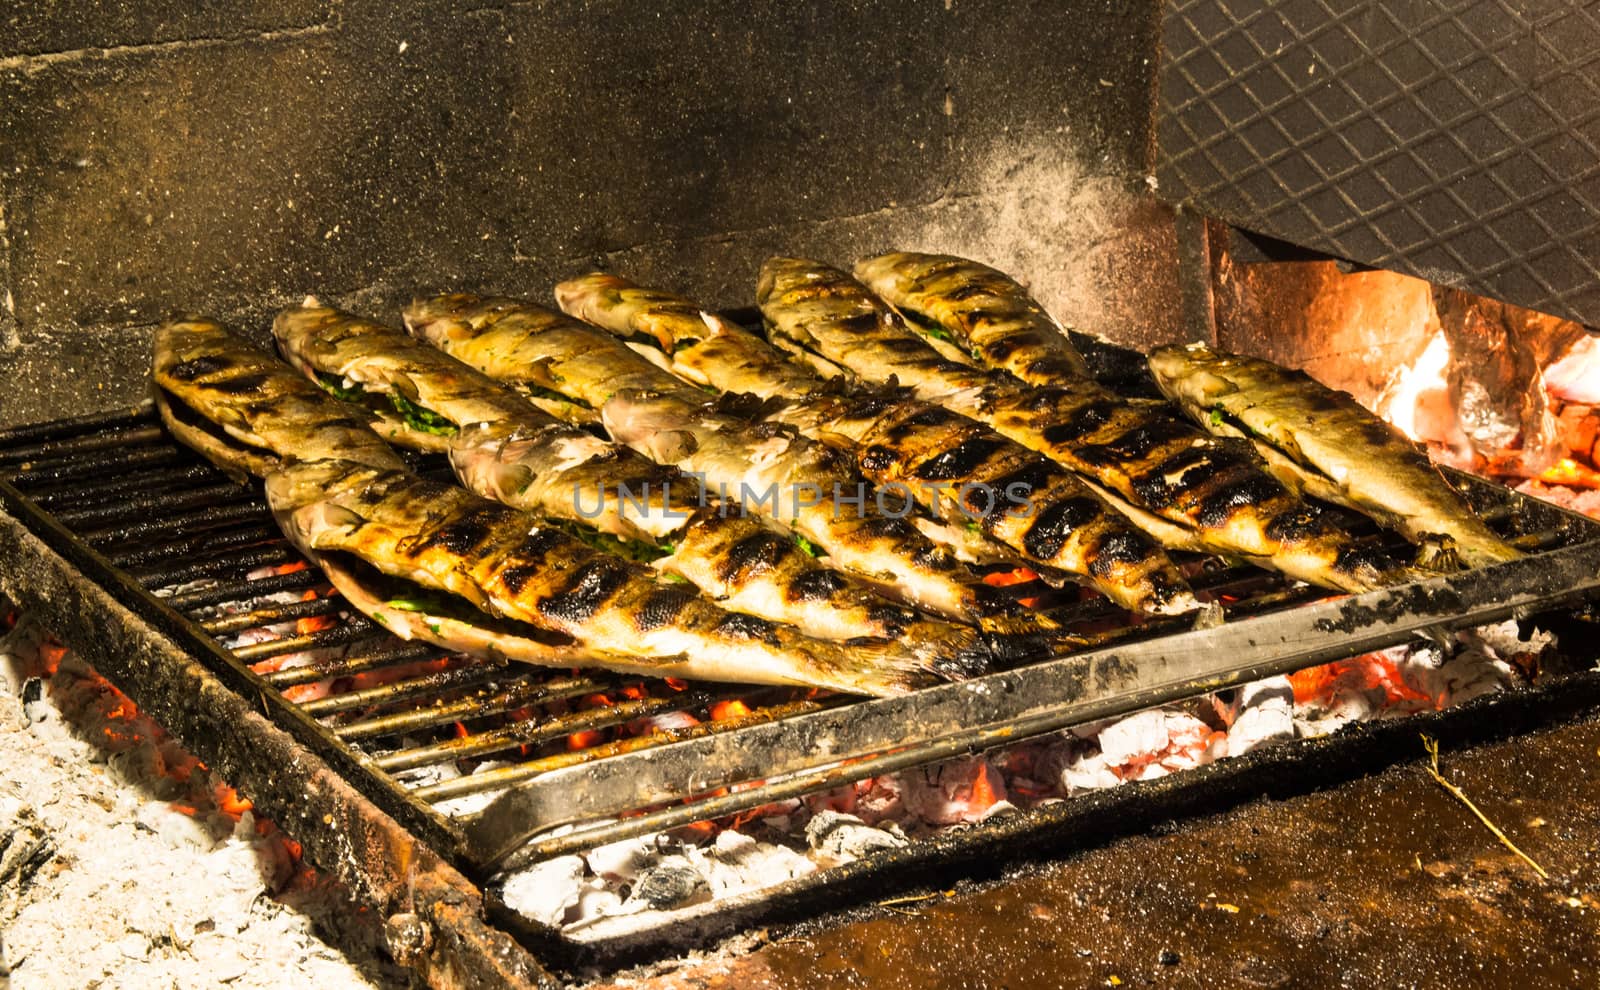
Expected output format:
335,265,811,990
759,257,1395,593
854,252,1092,386
558,273,1197,615
153,317,406,480
275,304,982,656
449,418,992,669
404,293,1005,623
153,320,613,667
272,301,540,453
266,458,951,695
1148,343,1521,568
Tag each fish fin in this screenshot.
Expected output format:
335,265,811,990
647,429,700,462
1414,534,1464,572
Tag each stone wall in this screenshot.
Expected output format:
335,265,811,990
0,0,1179,425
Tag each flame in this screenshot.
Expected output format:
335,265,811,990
710,698,752,721
215,786,254,818
1537,457,1600,489
983,566,1043,608
1374,329,1452,442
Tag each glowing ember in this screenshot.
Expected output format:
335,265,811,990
1537,457,1600,489
294,589,337,636
567,729,604,751
1375,329,1453,443
983,566,1043,608
1545,334,1600,403
709,698,753,721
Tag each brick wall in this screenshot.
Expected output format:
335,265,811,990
0,0,1180,425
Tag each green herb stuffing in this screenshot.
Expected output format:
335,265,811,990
662,572,690,584
387,391,457,436
1208,406,1225,429
521,384,592,409
793,534,823,558
900,308,954,344
316,372,367,403
550,519,673,563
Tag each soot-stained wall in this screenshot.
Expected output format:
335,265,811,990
0,1,1177,425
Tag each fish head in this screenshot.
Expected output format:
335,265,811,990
271,302,352,378
402,293,490,347
263,458,383,512
1147,343,1237,408
600,390,703,462
552,272,629,320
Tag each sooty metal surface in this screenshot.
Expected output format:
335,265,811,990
2,400,1600,892
1157,0,1600,326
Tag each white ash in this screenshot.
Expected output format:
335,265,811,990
0,615,393,990
494,620,1544,939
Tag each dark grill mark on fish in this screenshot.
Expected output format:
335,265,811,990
911,544,952,570
989,462,1055,506
1196,475,1286,528
788,569,847,601
839,313,879,332
1087,532,1152,576
859,445,898,474
714,612,779,641
1040,400,1118,445
1129,447,1215,506
633,588,696,631
1023,496,1103,560
1264,504,1327,542
540,560,631,624
900,406,955,430
166,355,235,381
985,336,1020,361
915,437,1007,481
517,528,569,561
203,371,272,395
1074,419,1192,466
409,507,500,556
879,336,937,355
497,562,542,597
1335,543,1390,577
866,604,913,634
718,532,787,581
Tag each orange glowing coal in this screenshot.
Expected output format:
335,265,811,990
566,729,603,751
1288,652,1435,708
983,565,1043,608
709,698,752,721
1538,457,1600,489
295,588,337,636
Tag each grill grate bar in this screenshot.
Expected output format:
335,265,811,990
52,483,256,529
164,568,324,610
111,523,281,569
262,641,445,688
131,543,301,590
26,464,226,510
412,697,836,803
3,445,185,485
378,692,717,773
81,501,271,548
200,595,348,636
0,425,167,467
230,619,378,662
341,675,607,743
297,662,507,717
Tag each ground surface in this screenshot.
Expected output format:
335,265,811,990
598,711,1600,989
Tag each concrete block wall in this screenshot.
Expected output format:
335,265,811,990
1,0,1182,425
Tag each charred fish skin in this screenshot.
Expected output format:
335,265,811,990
153,317,408,480
447,417,988,664
272,302,537,451
1147,343,1521,568
403,292,706,415
758,257,1393,593
556,272,823,400
576,274,1197,615
265,459,950,696
854,251,1092,385
407,292,1000,625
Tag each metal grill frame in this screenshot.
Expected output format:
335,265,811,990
4,393,1600,966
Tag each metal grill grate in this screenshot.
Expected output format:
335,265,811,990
1157,0,1600,325
3,400,1600,878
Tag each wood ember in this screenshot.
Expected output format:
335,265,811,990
0,614,393,990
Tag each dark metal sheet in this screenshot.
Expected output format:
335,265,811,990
1157,0,1600,327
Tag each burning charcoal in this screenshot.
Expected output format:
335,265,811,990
805,810,907,863
1545,335,1600,404
851,775,904,825
1431,285,1573,472
499,854,587,927
625,855,710,911
900,755,1009,825
1096,709,1219,778
1225,678,1295,757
